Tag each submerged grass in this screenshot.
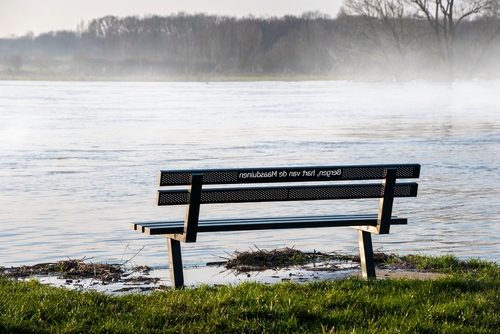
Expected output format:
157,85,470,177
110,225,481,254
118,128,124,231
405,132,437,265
1,255,499,333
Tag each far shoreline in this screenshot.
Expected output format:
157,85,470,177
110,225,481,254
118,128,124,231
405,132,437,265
0,72,340,83
3,72,500,83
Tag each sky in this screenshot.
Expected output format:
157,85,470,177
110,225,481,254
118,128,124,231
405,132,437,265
0,0,344,38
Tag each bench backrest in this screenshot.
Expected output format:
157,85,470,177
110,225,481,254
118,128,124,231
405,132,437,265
157,164,420,206
155,164,420,242
159,164,420,186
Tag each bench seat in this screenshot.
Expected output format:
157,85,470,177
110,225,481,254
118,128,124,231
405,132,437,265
131,214,407,235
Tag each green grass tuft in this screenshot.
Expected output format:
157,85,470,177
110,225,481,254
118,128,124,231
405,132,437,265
400,254,497,274
1,255,499,333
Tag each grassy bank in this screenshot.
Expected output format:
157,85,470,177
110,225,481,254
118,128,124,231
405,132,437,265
1,255,499,333
3,68,500,83
0,69,340,83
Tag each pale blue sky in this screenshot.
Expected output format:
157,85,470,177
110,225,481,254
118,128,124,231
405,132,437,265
0,0,344,38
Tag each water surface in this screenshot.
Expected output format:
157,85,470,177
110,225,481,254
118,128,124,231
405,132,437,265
1,80,499,267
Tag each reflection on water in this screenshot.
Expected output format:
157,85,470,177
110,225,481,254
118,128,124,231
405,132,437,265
0,80,499,267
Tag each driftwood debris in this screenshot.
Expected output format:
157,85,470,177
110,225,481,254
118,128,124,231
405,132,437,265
1,258,124,281
223,246,355,272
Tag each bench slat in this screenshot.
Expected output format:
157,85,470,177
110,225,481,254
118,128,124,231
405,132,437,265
157,183,418,205
131,214,407,235
133,214,377,231
133,214,378,231
159,164,420,186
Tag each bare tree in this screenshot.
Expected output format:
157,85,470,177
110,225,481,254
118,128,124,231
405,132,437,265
298,11,335,74
465,0,500,78
83,16,122,58
6,54,23,72
340,0,420,80
233,17,262,72
409,0,493,80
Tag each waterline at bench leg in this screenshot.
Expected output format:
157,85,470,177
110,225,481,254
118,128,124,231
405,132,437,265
167,238,184,288
358,230,376,279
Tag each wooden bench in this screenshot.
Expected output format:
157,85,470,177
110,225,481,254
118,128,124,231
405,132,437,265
131,164,420,288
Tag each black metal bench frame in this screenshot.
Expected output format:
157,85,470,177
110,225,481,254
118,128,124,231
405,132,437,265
131,164,420,288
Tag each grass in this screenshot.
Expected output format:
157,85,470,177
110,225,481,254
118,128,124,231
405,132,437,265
0,68,340,82
1,255,499,333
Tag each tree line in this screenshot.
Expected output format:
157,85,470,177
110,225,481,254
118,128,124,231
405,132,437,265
2,0,500,81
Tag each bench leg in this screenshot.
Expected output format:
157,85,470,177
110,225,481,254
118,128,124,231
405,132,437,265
167,238,184,288
358,230,376,279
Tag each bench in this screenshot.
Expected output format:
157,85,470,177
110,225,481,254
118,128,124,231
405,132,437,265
131,164,420,288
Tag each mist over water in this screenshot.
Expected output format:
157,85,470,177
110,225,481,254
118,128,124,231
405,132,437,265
0,80,499,267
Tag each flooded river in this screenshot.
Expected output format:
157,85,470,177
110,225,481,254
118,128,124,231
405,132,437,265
1,80,499,267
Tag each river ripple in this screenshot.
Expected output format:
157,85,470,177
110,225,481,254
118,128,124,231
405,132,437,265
0,80,499,267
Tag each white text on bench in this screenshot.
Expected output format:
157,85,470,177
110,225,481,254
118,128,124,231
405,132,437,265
238,171,278,179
